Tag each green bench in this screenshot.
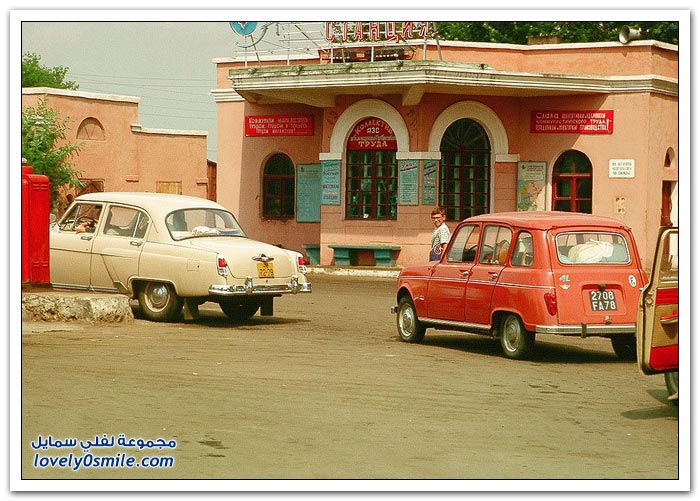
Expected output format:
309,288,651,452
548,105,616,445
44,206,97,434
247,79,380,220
328,244,401,267
301,244,320,265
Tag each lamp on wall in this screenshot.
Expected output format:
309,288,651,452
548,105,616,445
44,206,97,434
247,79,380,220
619,26,642,44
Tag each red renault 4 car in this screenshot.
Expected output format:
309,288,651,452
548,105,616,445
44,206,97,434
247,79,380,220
393,212,648,360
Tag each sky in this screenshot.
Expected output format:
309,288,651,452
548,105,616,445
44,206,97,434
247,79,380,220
19,21,323,162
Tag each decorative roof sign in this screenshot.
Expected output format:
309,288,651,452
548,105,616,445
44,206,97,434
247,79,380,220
324,22,435,43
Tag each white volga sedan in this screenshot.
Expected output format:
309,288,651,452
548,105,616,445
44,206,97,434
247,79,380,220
50,192,312,322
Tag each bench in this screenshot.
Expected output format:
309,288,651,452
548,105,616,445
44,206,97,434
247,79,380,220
328,244,401,267
301,244,320,265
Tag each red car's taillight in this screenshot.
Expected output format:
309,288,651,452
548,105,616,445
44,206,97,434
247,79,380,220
544,292,558,316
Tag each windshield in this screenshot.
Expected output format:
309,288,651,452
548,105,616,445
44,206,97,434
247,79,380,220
556,232,631,265
165,208,246,240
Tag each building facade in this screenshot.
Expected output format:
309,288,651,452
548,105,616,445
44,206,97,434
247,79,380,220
22,88,213,209
213,34,678,271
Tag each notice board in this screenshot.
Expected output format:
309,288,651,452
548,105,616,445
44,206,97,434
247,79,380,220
398,159,419,205
321,159,341,205
296,164,321,222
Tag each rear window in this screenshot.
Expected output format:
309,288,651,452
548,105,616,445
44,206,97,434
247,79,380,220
556,232,631,265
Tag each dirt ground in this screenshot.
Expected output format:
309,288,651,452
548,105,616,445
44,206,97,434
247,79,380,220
20,273,680,485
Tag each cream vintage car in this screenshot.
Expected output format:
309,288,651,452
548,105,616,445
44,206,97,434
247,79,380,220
50,192,312,322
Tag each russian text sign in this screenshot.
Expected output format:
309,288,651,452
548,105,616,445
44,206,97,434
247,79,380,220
530,110,614,134
245,115,314,136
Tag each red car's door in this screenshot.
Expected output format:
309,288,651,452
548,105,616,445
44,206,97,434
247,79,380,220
425,224,480,322
464,225,513,327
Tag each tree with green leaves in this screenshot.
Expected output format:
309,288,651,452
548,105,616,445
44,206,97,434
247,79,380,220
22,98,83,207
22,52,79,90
436,21,679,45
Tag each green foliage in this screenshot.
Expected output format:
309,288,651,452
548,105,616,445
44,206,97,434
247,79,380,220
22,52,79,90
22,98,83,206
436,21,679,45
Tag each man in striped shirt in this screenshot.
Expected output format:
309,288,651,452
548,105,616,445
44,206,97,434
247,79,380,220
430,207,451,261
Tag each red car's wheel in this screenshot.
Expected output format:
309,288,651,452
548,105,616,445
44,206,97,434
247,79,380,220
499,314,535,360
396,296,425,343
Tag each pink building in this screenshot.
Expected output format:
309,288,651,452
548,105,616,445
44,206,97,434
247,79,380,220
213,32,678,271
22,88,213,207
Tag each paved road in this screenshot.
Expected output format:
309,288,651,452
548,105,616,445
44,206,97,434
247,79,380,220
21,273,679,483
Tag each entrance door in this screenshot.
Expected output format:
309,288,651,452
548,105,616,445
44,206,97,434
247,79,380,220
439,119,491,222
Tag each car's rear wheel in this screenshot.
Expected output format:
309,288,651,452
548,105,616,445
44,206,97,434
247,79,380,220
499,314,535,360
664,371,679,403
610,335,637,361
137,282,183,322
220,300,260,321
396,296,425,343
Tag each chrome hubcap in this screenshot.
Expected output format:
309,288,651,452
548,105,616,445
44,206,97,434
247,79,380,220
399,305,415,336
147,284,169,310
503,318,519,352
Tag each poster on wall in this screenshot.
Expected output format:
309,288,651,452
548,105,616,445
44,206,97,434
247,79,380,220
422,160,437,206
321,159,341,205
296,164,321,222
398,160,419,205
516,161,547,211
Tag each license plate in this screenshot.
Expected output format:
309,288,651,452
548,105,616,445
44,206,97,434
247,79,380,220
589,290,617,311
257,262,274,278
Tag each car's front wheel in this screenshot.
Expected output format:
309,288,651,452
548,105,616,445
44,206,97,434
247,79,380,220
610,335,637,361
396,296,425,343
220,300,260,321
499,314,535,360
137,282,183,322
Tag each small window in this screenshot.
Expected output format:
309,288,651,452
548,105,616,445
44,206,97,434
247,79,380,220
479,225,512,265
103,206,150,238
263,154,295,219
556,232,631,264
77,117,105,141
58,203,103,233
446,224,480,263
511,232,534,267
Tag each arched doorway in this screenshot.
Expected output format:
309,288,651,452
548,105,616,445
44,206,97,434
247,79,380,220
345,117,398,220
552,150,593,213
439,118,491,221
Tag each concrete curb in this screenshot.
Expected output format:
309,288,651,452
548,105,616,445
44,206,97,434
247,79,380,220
21,292,134,323
306,266,400,278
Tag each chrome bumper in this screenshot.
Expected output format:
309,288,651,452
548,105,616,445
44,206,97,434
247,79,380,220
536,323,636,337
209,275,312,296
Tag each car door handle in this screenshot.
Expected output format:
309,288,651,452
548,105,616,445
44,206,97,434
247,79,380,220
80,235,93,241
489,272,499,280
460,270,472,278
130,240,143,247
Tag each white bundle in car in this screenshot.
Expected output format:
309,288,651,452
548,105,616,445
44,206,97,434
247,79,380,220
568,240,614,263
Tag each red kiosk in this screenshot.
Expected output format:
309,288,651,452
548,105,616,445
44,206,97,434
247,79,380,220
21,159,51,287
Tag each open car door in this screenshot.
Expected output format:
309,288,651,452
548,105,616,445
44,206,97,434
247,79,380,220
637,227,678,399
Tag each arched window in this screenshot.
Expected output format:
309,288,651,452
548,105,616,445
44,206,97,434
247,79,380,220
76,117,105,141
439,119,491,221
345,117,398,220
262,154,295,219
552,150,592,213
